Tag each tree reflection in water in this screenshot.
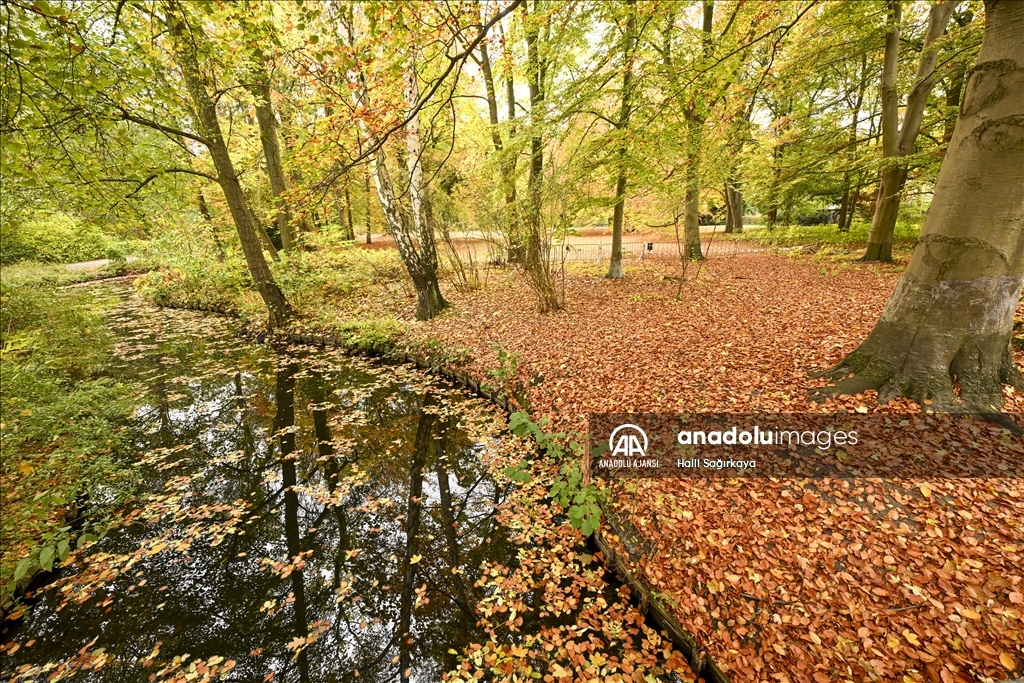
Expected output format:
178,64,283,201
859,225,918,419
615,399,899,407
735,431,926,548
2,302,516,683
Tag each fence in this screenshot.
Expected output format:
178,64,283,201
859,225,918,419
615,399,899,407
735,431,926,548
548,239,793,263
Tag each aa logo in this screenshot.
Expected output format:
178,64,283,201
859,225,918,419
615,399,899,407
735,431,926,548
609,424,648,458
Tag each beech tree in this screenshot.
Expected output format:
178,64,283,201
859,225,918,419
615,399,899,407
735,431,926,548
605,0,639,280
814,0,1023,425
239,8,298,253
164,1,291,326
861,0,958,262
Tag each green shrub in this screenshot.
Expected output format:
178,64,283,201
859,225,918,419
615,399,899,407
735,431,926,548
0,282,140,611
133,256,251,312
0,213,117,265
331,318,405,353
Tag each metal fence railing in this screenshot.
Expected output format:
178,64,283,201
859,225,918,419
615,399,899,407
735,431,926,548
549,239,786,262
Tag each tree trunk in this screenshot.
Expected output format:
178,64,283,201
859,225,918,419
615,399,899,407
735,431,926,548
943,68,966,145
363,170,372,244
343,182,355,240
250,78,296,252
862,1,957,262
682,119,703,258
815,0,1024,426
522,0,560,312
839,52,869,234
525,3,544,271
167,6,290,328
480,34,521,259
678,1,714,260
197,191,226,261
608,171,628,278
606,0,637,280
331,183,345,233
403,60,446,316
837,185,851,233
724,180,743,234
342,9,446,320
682,174,703,259
367,143,447,320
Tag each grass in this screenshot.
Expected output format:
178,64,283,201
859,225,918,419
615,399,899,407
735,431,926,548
0,279,141,613
0,258,154,288
133,243,413,351
719,219,921,248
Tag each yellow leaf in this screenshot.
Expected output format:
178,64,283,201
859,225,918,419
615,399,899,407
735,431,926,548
918,484,932,498
855,406,868,414
17,463,34,475
410,555,422,564
1000,653,1016,670
960,607,982,620
902,629,920,646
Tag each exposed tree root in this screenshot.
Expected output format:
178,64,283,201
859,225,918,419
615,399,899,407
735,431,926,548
809,328,1023,435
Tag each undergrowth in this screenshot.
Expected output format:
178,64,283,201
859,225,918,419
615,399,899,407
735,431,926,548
0,281,141,612
504,412,605,537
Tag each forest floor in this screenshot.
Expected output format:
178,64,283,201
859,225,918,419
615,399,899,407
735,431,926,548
403,253,1024,682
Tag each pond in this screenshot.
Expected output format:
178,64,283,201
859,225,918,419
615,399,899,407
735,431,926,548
1,287,692,683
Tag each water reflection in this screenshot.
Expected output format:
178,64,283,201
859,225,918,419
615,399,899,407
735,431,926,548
2,301,515,682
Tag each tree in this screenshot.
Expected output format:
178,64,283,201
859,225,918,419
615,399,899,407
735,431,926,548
861,1,958,262
680,1,715,260
814,0,1023,427
240,10,298,253
606,0,639,280
164,1,291,327
520,0,562,312
342,5,448,321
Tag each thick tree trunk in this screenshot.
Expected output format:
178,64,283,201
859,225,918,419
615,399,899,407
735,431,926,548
367,143,447,320
815,0,1024,426
862,1,957,262
343,10,446,320
606,0,637,280
681,116,704,259
608,171,628,278
168,7,290,328
678,3,713,260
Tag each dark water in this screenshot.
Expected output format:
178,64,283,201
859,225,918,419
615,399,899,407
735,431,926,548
1,292,519,682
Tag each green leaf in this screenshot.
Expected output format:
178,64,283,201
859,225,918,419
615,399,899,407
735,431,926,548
39,545,55,572
13,558,34,583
